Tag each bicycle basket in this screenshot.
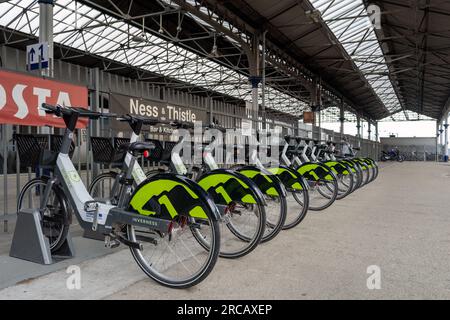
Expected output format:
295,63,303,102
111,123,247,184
90,137,130,165
91,137,115,164
14,133,52,168
112,137,130,163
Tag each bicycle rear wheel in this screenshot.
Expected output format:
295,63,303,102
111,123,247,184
260,194,286,243
283,189,309,229
127,214,220,289
308,178,338,211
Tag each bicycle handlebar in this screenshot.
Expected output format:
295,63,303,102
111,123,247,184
41,103,114,120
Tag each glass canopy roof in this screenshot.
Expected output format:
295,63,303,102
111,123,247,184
0,0,308,116
310,0,403,115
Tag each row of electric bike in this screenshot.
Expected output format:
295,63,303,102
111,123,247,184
18,104,378,289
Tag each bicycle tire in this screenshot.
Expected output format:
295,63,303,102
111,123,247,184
283,189,309,229
17,177,70,253
127,214,220,289
88,171,119,203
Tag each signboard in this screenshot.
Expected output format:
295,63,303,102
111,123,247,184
0,69,89,128
109,93,207,131
303,111,315,124
26,42,49,71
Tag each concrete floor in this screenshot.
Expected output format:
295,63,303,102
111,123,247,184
1,162,450,299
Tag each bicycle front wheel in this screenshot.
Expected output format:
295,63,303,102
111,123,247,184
17,177,70,252
127,214,220,289
88,172,119,204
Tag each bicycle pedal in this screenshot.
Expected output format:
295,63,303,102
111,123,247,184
105,236,120,249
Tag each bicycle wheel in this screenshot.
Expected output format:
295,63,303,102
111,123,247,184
127,214,220,288
17,177,70,252
335,171,354,199
323,162,353,200
357,162,370,187
283,189,309,229
234,166,286,244
308,178,338,211
88,172,119,204
260,194,287,243
218,200,266,258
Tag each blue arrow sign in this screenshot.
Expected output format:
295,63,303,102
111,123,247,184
28,47,35,62
27,42,49,71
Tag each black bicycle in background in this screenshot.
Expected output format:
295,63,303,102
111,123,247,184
381,148,405,162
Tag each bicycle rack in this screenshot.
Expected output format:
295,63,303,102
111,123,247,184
9,209,75,265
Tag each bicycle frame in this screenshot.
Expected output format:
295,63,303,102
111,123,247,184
39,111,181,237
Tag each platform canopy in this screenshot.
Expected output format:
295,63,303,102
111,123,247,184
366,0,450,122
1,0,445,122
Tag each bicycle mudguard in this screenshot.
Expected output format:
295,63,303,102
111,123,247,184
363,158,377,169
236,166,287,198
353,158,370,170
128,173,220,221
339,159,358,173
322,161,351,175
266,165,307,192
296,163,336,181
197,169,267,206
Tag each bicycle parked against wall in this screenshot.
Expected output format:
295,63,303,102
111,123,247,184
17,104,221,289
381,148,405,162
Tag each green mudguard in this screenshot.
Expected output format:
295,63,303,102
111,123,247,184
236,166,287,198
323,161,351,175
128,173,219,221
197,169,266,206
266,166,307,192
296,163,336,181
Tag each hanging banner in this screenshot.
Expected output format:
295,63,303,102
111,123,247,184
109,93,208,131
0,69,89,128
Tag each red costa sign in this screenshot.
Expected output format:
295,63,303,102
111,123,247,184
0,69,89,128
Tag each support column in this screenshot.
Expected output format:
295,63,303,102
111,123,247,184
368,121,372,141
445,114,449,162
339,99,345,141
356,114,362,148
249,76,261,131
247,34,261,133
310,78,321,141
261,30,267,130
38,0,54,135
92,68,100,178
38,0,54,77
317,105,322,141
375,121,379,142
436,121,440,162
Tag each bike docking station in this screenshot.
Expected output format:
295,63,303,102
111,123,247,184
9,209,75,265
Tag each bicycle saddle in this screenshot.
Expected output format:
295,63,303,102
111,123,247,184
119,141,155,155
